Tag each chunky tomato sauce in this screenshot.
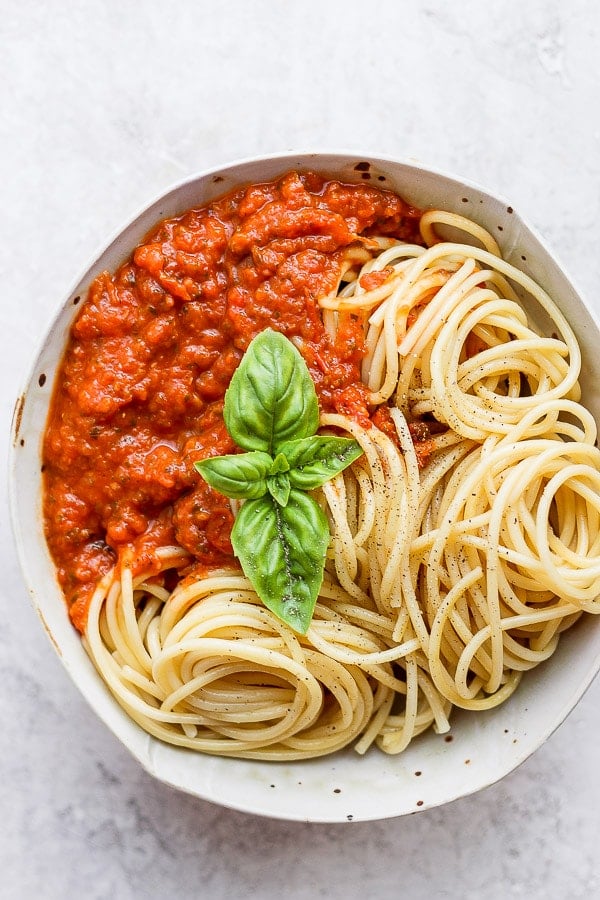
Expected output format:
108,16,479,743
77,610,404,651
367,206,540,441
43,171,422,631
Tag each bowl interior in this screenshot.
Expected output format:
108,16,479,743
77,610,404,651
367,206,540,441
10,151,600,822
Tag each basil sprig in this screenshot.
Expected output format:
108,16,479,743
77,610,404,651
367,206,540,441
194,329,363,633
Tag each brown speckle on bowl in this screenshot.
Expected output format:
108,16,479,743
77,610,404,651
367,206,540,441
444,735,453,743
415,771,422,776
354,161,370,171
12,393,25,442
73,295,81,305
333,788,341,794
38,373,47,387
416,800,424,807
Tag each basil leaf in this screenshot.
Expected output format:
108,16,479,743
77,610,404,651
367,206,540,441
194,451,272,499
279,436,364,491
193,331,361,633
224,329,320,454
270,452,290,475
231,490,329,633
267,472,291,507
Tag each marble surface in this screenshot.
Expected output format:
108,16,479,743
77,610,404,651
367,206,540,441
2,1,600,897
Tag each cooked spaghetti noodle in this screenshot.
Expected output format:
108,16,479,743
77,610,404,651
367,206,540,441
74,198,600,760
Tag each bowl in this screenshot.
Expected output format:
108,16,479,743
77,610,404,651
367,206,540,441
10,151,600,822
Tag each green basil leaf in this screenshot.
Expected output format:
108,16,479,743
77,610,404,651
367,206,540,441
194,451,273,499
270,452,290,475
231,490,329,633
223,329,320,454
267,472,291,507
278,436,364,491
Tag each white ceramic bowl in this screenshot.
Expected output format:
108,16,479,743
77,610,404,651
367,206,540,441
10,151,600,822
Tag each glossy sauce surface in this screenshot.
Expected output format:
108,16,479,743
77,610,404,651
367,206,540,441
43,171,421,630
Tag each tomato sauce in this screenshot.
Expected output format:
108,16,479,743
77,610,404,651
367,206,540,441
43,171,422,631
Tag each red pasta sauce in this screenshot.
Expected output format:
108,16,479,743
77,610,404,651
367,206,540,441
43,171,422,631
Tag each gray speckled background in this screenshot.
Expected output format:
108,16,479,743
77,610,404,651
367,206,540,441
2,1,600,897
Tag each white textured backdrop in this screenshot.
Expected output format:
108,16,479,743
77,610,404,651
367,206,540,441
2,1,600,898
